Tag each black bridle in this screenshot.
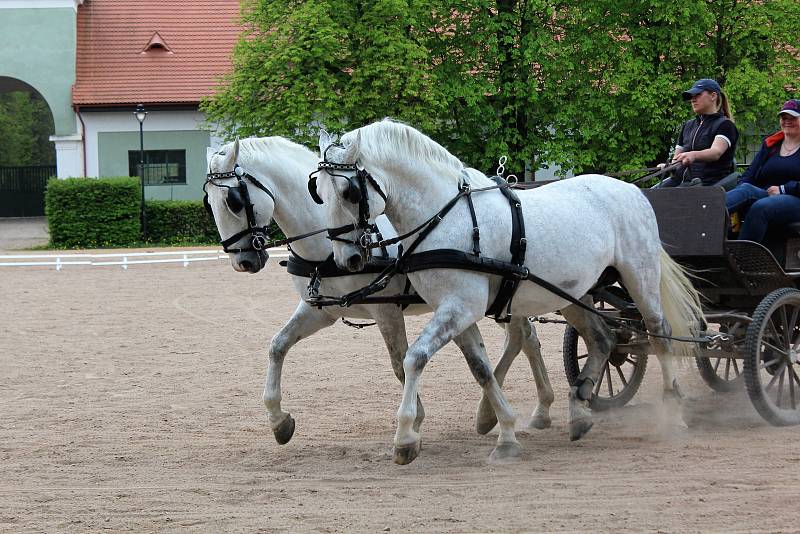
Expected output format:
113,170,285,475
203,164,279,253
307,151,387,248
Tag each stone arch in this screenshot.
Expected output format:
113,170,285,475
0,76,57,165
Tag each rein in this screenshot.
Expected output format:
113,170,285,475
312,159,713,345
205,164,330,254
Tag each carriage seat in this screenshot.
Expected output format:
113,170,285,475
781,223,800,271
712,171,739,192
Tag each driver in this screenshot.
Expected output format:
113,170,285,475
659,78,739,187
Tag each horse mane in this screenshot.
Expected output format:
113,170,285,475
342,120,493,187
219,137,317,179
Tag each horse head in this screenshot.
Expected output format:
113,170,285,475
205,138,275,274
315,130,388,272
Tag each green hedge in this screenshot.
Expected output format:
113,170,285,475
44,177,285,248
145,200,218,245
46,177,140,248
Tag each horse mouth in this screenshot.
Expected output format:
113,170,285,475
232,250,269,273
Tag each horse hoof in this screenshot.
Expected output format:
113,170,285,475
569,418,593,441
529,414,552,430
393,441,421,465
475,398,498,435
489,441,522,462
273,415,295,445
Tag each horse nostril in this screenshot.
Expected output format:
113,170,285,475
240,259,254,271
346,253,362,270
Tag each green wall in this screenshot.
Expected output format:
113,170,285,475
98,130,210,201
0,8,77,135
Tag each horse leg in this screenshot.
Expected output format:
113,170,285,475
617,262,688,430
369,306,425,432
560,298,615,441
475,321,522,434
475,317,552,434
453,324,522,462
263,301,337,444
521,318,554,429
393,300,495,464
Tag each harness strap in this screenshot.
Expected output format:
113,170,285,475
484,176,526,322
462,181,481,257
283,253,395,278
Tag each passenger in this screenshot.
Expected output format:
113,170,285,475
658,78,739,187
726,99,800,243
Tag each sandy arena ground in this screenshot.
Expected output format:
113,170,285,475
2,251,800,532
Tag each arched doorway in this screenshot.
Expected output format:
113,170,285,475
0,77,56,217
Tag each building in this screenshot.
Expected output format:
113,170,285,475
0,0,240,206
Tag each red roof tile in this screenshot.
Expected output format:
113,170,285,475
73,0,241,107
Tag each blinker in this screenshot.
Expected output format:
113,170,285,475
226,186,245,213
308,176,323,204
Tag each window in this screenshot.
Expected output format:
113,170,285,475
128,150,186,185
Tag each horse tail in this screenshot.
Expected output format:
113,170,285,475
659,247,705,358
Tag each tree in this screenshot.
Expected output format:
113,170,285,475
423,0,564,177
202,0,445,145
542,0,800,175
205,0,799,177
0,91,56,167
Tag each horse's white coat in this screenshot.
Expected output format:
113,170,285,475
317,120,705,463
205,136,553,445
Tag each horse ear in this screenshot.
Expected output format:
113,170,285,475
206,147,213,170
318,129,335,155
232,138,240,162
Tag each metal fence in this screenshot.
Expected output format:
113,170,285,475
0,165,56,217
0,248,291,270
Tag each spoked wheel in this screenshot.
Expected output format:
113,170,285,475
695,321,745,392
563,325,648,411
744,288,800,426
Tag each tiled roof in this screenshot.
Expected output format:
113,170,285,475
73,0,241,107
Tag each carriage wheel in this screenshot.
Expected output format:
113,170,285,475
743,287,800,426
563,325,648,411
695,321,745,392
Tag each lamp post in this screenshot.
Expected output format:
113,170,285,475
134,104,148,237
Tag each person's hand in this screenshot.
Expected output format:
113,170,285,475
673,151,696,165
767,186,781,196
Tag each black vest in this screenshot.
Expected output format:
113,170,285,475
679,113,735,185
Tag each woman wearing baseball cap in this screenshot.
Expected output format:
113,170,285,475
725,99,800,243
661,78,739,187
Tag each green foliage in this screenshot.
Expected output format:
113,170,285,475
202,0,447,145
45,177,141,248
145,200,219,245
146,201,285,246
544,0,800,174
0,91,56,166
204,0,800,178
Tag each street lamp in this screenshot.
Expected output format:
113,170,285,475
134,104,148,237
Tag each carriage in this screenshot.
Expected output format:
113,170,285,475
564,185,800,426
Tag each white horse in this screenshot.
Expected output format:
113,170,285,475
205,136,554,448
313,120,705,464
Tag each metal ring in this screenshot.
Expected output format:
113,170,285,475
506,174,518,186
252,234,267,250
499,156,507,166
359,232,373,249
